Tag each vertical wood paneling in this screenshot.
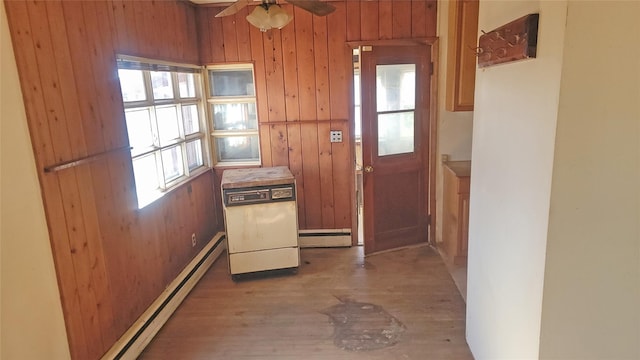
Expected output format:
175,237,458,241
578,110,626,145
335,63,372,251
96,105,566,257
209,14,225,62
247,21,272,166
281,14,306,227
221,14,239,61
133,1,152,56
392,1,412,39
327,2,352,228
378,0,393,40
293,7,322,228
235,7,252,62
346,1,361,41
6,2,439,358
198,0,437,232
120,0,139,54
6,1,219,359
360,0,379,41
183,2,200,62
411,0,428,38
196,8,213,64
64,0,130,341
313,15,335,227
161,1,177,59
5,2,90,358
47,0,120,350
262,30,289,165
425,0,438,37
111,1,131,54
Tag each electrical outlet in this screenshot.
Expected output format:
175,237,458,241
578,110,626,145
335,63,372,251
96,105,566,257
330,130,343,143
441,154,450,163
191,233,196,247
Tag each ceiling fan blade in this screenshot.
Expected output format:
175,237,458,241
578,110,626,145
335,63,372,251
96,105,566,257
215,0,252,17
285,0,336,16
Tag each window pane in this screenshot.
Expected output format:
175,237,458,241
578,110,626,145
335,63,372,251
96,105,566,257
378,111,414,156
161,146,184,182
215,136,260,162
125,109,154,152
118,69,146,102
376,64,416,112
155,106,181,145
209,69,255,97
178,73,196,98
186,139,204,171
133,154,160,205
211,102,257,131
150,71,174,100
182,104,200,135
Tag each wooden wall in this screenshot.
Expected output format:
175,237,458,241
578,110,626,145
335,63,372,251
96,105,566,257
5,0,437,359
198,0,437,230
4,1,219,359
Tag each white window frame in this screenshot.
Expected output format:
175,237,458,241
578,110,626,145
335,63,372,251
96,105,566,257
117,55,210,208
206,63,261,167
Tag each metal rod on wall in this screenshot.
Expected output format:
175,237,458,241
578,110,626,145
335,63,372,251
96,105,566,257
44,146,131,173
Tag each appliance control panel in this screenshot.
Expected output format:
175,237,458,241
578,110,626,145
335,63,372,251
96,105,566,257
224,184,295,206
271,187,294,200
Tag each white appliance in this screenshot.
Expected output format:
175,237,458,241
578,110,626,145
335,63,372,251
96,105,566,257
221,167,299,278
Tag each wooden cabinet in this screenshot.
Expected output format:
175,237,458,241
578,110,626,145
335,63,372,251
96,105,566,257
442,161,471,265
445,0,479,111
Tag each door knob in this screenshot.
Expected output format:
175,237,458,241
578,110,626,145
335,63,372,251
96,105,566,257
364,165,374,173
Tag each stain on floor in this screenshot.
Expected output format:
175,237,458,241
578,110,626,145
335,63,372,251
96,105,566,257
321,297,406,351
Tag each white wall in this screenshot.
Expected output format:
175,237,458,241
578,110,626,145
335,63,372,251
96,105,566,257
0,2,71,358
465,1,567,358
435,0,474,244
539,1,640,358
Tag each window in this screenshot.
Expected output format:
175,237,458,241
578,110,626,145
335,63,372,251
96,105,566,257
117,56,207,208
376,63,416,156
206,64,260,165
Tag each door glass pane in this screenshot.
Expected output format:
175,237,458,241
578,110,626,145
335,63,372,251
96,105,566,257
155,106,181,145
209,69,255,97
150,71,174,100
125,109,154,153
161,146,184,182
376,64,416,112
214,136,260,162
182,104,200,135
186,139,204,170
178,73,196,98
118,69,146,102
378,111,415,156
211,103,257,130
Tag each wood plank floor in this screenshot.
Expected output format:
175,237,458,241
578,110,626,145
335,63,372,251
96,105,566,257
141,245,473,359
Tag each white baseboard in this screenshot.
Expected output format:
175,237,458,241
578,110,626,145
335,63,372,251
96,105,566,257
298,229,352,248
101,232,226,360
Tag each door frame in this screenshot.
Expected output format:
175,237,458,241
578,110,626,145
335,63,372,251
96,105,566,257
347,38,440,248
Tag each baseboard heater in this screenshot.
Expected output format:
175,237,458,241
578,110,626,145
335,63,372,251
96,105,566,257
101,232,227,360
298,229,352,248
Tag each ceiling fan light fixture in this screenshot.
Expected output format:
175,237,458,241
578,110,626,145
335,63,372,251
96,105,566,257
246,4,293,32
246,5,271,32
268,5,293,29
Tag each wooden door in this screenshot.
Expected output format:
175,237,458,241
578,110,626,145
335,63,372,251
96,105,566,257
361,45,431,255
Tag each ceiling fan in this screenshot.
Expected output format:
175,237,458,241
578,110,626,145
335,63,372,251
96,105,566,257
215,0,336,32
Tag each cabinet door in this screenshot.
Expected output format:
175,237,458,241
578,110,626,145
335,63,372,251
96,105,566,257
445,0,479,111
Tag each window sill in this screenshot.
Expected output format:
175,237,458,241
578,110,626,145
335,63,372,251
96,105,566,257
213,161,261,169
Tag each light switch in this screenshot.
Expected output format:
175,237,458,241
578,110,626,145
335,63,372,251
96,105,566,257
330,130,343,143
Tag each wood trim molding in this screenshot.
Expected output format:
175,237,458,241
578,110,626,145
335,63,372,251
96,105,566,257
258,119,348,126
347,37,439,48
429,38,440,246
